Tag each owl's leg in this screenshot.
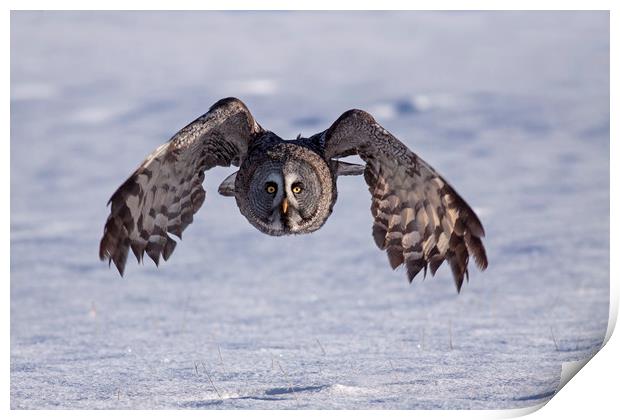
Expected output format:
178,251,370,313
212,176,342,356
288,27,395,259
333,160,365,177
217,171,238,197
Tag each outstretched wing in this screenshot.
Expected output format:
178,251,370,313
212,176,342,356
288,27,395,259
318,110,487,292
99,98,262,275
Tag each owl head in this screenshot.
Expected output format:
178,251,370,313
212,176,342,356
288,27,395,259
235,140,336,236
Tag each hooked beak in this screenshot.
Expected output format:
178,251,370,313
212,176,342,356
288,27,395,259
281,197,289,215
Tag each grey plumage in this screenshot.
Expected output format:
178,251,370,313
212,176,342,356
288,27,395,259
99,98,261,275
100,97,487,291
317,109,487,292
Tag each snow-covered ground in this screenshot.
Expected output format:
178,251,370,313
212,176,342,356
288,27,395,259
10,11,609,409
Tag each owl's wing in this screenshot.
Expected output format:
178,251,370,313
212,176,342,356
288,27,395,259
318,110,487,292
99,98,263,275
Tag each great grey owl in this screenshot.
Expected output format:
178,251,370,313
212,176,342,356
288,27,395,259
99,98,487,292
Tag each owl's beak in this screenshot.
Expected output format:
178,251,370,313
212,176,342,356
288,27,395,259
281,197,289,215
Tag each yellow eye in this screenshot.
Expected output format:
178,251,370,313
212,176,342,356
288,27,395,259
292,185,302,194
266,184,277,194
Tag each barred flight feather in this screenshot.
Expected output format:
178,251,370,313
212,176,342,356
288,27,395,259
322,109,488,292
99,98,261,275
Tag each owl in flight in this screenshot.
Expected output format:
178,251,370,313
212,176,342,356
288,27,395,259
99,98,487,292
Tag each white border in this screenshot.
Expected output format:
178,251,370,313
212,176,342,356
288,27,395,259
4,1,616,419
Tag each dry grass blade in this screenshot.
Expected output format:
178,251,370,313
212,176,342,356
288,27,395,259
201,361,222,399
276,360,299,406
550,326,560,351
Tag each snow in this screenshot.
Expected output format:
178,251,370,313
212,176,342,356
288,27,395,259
10,11,609,409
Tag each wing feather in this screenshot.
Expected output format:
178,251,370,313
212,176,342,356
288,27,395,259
319,109,487,292
99,98,262,275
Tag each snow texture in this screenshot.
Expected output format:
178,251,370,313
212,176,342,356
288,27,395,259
10,11,609,409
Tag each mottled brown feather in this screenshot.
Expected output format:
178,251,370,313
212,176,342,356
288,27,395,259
321,109,488,292
99,98,262,275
